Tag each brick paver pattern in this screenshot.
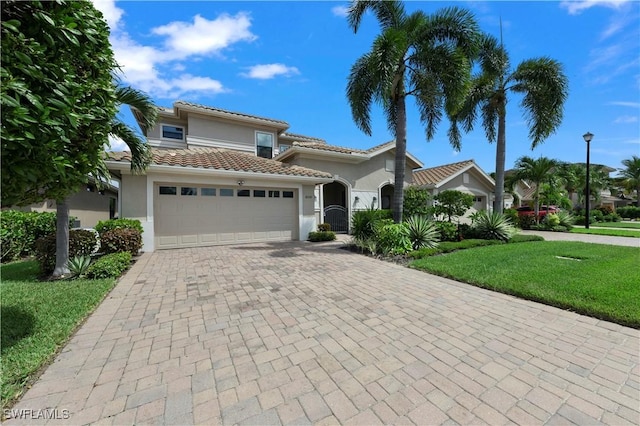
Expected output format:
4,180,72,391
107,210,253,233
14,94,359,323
7,241,639,425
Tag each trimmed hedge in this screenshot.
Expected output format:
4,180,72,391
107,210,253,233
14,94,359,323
87,252,132,279
100,228,142,255
308,231,336,242
0,211,68,261
35,229,97,274
95,218,143,235
616,206,640,220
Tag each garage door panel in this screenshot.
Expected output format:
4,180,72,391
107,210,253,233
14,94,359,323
154,184,298,249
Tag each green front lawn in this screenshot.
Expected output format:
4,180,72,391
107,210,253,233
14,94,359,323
570,227,640,238
1,261,116,409
590,221,640,229
411,241,639,328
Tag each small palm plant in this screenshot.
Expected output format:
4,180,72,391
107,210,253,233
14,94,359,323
66,255,92,279
473,211,517,242
405,215,440,250
556,210,576,230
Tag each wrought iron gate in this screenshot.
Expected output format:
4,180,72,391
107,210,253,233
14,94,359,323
323,205,348,233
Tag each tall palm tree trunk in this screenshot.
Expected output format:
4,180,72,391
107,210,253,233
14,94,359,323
494,113,507,213
53,199,70,277
393,95,407,223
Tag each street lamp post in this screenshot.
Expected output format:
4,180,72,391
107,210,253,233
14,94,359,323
583,132,594,229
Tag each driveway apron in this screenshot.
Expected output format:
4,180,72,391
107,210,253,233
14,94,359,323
6,241,639,425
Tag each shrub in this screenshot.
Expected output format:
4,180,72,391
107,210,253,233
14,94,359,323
0,211,60,261
95,218,143,235
556,210,576,230
503,208,519,225
405,215,439,250
544,213,560,227
308,231,336,242
100,228,142,255
435,221,458,242
617,206,640,219
591,209,604,223
317,223,331,232
517,214,537,230
375,221,412,256
66,255,92,279
508,234,544,243
403,187,431,217
472,211,517,242
597,205,614,215
605,212,621,222
351,208,392,240
35,229,98,274
458,223,481,240
87,252,132,279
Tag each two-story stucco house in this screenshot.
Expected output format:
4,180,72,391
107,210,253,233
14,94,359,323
105,101,426,251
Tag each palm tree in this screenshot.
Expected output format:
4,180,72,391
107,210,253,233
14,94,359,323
346,0,480,222
558,162,583,208
511,156,558,221
53,85,156,277
620,155,640,207
452,33,568,214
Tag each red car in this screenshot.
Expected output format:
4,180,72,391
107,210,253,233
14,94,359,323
516,205,558,217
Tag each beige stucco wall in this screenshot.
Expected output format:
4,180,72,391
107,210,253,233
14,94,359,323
121,175,148,219
440,169,493,196
147,116,188,148
22,189,116,228
286,151,412,192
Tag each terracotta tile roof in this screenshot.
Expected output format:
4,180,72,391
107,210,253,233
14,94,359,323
172,101,290,127
412,160,475,186
366,140,395,153
291,142,368,155
106,147,333,179
280,132,326,144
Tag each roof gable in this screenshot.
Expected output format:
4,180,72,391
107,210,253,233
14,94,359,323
413,160,494,188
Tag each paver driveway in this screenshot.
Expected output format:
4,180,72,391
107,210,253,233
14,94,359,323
7,241,639,425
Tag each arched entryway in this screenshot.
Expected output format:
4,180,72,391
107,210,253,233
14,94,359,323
323,181,348,233
380,183,394,210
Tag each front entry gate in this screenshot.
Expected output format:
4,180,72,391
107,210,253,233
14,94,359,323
323,205,348,233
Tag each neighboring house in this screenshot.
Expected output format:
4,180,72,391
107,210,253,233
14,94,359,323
275,140,423,232
412,159,495,222
17,179,118,228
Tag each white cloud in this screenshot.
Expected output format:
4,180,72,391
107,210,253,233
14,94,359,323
91,1,256,99
331,5,350,17
91,0,123,30
614,115,639,124
560,0,630,15
242,64,300,80
608,101,640,108
107,135,128,152
152,13,256,60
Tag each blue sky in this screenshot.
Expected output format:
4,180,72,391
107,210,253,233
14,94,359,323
93,0,640,175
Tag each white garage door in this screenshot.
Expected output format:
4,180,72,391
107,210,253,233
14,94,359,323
154,184,298,249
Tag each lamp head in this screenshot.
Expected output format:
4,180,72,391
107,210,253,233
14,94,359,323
583,132,594,143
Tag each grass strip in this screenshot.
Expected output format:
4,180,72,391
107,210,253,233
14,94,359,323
1,260,116,409
410,241,639,328
587,222,640,230
570,228,640,238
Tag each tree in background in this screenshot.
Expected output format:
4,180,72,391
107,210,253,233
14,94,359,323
346,0,480,223
451,33,569,214
620,155,640,207
430,190,474,222
402,186,431,217
511,156,558,221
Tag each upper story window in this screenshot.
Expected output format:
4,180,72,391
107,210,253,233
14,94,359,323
256,132,274,158
162,124,184,140
279,144,290,153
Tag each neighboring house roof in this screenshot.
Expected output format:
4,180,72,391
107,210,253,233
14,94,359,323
147,101,291,132
105,147,333,180
275,140,423,169
413,159,478,187
279,132,326,144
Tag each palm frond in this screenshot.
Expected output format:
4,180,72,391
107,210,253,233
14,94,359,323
347,0,406,32
510,57,569,148
110,120,152,174
116,86,158,133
